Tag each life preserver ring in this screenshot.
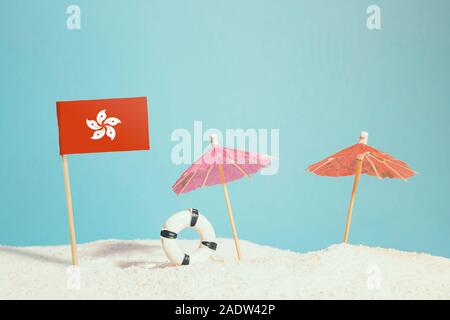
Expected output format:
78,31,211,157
160,208,217,266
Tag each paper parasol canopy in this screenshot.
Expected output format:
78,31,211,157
307,132,417,243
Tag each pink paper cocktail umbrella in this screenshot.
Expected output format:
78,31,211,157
172,134,271,260
307,132,417,243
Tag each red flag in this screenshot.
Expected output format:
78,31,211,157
56,97,150,155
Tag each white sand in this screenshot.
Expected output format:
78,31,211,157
0,239,449,300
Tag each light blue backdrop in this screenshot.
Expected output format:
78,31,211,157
1,0,449,257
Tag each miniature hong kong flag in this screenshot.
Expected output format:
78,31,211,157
56,97,150,155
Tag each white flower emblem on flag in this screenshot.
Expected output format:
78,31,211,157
86,109,121,141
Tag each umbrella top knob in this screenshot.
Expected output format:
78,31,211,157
210,134,219,146
359,131,369,144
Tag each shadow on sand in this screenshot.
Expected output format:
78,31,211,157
0,241,174,269
85,241,160,258
116,260,173,269
0,246,70,266
82,241,172,270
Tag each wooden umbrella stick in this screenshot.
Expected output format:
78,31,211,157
61,155,79,265
343,158,363,243
218,163,242,261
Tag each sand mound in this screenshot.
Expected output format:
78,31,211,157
0,239,449,299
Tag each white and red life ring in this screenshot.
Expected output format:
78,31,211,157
160,208,217,266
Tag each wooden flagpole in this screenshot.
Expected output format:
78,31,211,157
61,155,79,265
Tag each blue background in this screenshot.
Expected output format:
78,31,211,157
1,0,449,257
